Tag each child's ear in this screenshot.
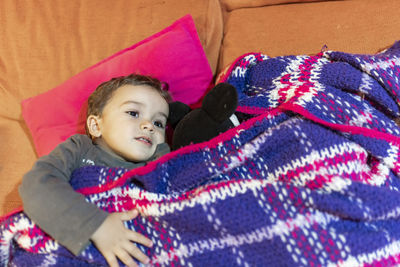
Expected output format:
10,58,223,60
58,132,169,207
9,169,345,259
87,115,102,138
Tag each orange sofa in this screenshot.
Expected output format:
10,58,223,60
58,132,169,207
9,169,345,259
1,0,400,215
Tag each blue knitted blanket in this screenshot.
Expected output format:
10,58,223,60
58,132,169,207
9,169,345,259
3,42,400,266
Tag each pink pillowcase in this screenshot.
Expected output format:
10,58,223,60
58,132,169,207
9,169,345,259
22,15,213,157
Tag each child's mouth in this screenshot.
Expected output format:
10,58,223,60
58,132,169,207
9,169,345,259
135,136,152,146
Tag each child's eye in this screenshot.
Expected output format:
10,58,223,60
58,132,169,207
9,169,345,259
127,111,139,117
154,120,165,128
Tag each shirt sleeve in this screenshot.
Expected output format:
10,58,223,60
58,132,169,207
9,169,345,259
19,135,108,255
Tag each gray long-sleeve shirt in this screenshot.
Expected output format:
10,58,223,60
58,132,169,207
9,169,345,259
19,134,169,255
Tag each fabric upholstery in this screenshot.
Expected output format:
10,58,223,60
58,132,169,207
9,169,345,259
219,0,400,72
220,0,328,11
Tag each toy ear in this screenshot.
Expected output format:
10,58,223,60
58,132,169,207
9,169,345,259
168,101,191,128
202,83,238,123
171,83,239,151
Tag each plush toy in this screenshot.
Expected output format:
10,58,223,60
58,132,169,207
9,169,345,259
168,83,239,150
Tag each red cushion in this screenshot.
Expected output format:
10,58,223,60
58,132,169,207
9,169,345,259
21,15,213,156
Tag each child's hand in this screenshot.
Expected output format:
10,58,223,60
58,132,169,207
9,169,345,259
91,209,153,267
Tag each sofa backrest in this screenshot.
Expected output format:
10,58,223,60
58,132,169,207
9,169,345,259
218,0,400,72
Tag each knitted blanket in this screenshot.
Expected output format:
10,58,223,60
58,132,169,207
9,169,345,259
3,42,400,266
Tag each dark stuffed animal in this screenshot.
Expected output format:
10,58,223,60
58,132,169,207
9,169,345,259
168,83,239,150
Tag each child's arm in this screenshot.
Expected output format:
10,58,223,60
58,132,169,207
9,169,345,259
19,135,108,255
19,135,152,265
91,210,153,267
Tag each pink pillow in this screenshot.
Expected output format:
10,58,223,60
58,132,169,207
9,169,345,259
22,15,213,157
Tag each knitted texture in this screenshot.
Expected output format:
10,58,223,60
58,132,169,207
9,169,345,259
3,41,400,266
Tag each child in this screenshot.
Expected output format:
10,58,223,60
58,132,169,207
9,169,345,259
19,74,172,267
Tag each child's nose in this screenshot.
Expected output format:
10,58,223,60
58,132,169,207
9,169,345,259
140,120,154,132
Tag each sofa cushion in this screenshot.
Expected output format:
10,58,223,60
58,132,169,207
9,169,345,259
0,0,222,121
220,0,330,11
0,118,37,214
21,15,214,157
219,0,400,72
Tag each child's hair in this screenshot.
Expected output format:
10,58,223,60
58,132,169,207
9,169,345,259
85,74,172,137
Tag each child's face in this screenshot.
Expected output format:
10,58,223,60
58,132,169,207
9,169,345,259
89,84,169,162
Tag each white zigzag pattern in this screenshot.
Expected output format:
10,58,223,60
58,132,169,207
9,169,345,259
296,58,330,107
142,179,268,217
202,205,251,266
268,56,308,106
368,160,390,187
267,141,367,191
333,239,400,267
382,143,400,170
88,185,170,213
268,56,329,108
220,125,273,174
359,56,400,86
150,209,339,266
231,54,267,78
359,72,374,93
359,56,400,73
346,95,379,129
0,214,60,265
